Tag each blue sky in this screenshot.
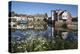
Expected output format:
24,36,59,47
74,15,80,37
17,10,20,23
10,1,78,17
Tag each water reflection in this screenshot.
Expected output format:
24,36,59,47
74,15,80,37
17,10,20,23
55,27,78,41
11,22,78,52
11,24,53,41
11,24,77,41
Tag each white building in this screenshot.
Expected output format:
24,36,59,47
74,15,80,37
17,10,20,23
62,11,72,20
10,16,17,29
10,14,47,30
10,16,28,29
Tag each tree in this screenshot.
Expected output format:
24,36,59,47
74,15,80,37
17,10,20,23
72,17,78,22
11,11,16,17
45,13,48,17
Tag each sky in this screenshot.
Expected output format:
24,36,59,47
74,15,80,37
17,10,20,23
9,1,78,17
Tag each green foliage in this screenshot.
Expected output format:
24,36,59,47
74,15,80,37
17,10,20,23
11,35,54,52
11,35,77,53
11,11,16,17
54,37,78,50
63,40,78,49
72,17,78,22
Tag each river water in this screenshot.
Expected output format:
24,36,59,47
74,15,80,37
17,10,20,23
11,24,77,41
11,24,53,41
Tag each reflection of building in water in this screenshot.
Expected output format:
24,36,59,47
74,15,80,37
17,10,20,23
61,32,68,40
10,13,47,30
